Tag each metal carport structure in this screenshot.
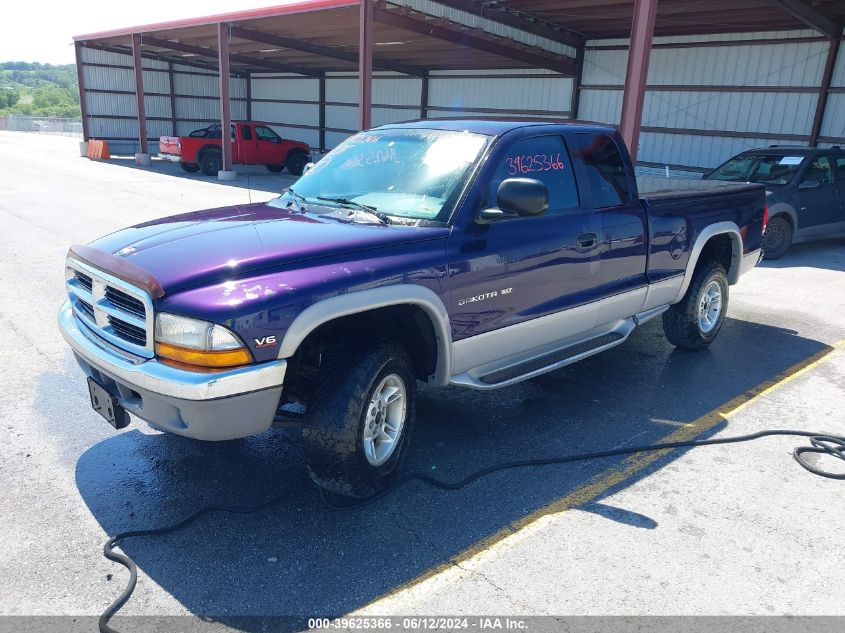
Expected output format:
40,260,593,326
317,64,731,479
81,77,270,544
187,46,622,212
72,0,845,176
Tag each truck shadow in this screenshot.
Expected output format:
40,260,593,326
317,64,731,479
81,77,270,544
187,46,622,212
759,238,845,273
105,155,299,196
74,317,829,630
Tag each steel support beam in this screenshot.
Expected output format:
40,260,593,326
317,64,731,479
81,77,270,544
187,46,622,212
425,0,584,49
570,45,585,119
318,74,326,151
131,34,148,154
373,6,578,77
230,26,426,76
167,62,177,136
218,23,233,172
619,0,658,164
74,42,90,142
359,0,374,131
141,35,320,76
772,0,840,38
420,72,429,119
245,72,252,122
86,42,230,75
810,38,841,146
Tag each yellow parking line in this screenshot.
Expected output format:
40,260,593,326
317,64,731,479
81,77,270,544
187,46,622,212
365,338,845,607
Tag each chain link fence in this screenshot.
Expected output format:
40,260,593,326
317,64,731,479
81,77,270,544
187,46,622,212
0,115,82,137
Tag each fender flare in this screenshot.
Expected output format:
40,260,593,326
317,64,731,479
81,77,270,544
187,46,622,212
277,284,453,386
767,201,799,232
673,221,743,303
197,144,221,162
285,146,308,158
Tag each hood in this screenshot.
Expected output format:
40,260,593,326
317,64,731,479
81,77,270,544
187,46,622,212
87,203,449,293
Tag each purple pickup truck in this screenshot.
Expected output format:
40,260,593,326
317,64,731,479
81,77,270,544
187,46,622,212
59,119,766,498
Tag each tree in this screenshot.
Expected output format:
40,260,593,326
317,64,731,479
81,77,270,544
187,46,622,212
0,87,20,109
0,62,80,117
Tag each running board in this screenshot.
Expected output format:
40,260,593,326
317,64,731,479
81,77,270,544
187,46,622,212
451,320,634,390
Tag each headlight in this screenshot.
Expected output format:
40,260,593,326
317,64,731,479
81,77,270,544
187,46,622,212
154,313,252,369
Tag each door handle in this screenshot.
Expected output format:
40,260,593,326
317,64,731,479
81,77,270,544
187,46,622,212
576,233,598,250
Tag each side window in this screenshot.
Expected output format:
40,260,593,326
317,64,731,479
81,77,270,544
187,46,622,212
835,155,845,183
255,126,281,143
804,156,833,184
241,125,252,141
487,135,579,212
567,133,632,207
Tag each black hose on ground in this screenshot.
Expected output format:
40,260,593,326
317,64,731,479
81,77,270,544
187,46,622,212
99,430,844,633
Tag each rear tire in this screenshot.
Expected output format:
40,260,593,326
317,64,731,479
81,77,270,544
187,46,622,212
762,215,793,260
662,260,729,350
179,162,199,173
266,164,284,173
302,340,415,499
199,150,222,177
285,150,308,176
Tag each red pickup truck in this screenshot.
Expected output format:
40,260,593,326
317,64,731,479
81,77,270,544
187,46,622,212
159,121,312,177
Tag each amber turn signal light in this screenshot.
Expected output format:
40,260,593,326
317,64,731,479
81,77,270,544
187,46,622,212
155,342,252,369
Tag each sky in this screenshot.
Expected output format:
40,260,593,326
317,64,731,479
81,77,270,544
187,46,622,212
0,0,302,65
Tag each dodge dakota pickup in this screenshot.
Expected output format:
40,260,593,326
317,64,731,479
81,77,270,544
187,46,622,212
59,119,766,498
159,121,311,176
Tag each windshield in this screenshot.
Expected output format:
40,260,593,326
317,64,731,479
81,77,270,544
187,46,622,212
269,128,490,222
708,154,805,185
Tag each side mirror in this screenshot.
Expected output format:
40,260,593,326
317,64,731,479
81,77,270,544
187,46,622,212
477,178,549,224
798,179,820,190
303,162,315,175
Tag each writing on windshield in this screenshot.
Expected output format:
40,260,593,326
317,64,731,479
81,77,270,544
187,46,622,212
341,146,401,170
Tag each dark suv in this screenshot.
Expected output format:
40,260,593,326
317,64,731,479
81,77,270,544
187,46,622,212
704,147,845,258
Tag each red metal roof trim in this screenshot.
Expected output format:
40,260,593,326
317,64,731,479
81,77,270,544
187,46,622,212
73,0,358,42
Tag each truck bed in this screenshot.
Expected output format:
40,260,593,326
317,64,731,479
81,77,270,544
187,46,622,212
635,175,765,287
637,176,764,202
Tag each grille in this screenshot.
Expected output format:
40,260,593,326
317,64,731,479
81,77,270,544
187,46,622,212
108,316,147,346
77,298,95,321
75,271,93,292
66,260,154,357
105,287,146,319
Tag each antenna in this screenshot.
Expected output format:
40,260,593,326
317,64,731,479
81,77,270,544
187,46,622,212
242,123,253,205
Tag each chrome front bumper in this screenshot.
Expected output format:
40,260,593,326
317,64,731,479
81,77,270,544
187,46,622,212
157,153,182,163
58,301,286,440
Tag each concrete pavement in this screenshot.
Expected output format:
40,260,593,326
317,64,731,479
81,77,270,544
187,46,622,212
0,132,842,627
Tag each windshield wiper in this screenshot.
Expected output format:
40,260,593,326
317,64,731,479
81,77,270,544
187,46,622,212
286,187,308,213
316,196,392,225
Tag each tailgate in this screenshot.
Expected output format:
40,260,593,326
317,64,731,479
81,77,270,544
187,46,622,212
159,136,181,156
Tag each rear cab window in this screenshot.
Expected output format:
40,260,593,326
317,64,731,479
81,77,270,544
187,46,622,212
566,133,632,207
487,135,580,213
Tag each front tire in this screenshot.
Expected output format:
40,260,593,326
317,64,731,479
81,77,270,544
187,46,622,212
285,150,308,176
302,340,415,499
179,162,200,173
662,261,729,350
762,215,793,259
